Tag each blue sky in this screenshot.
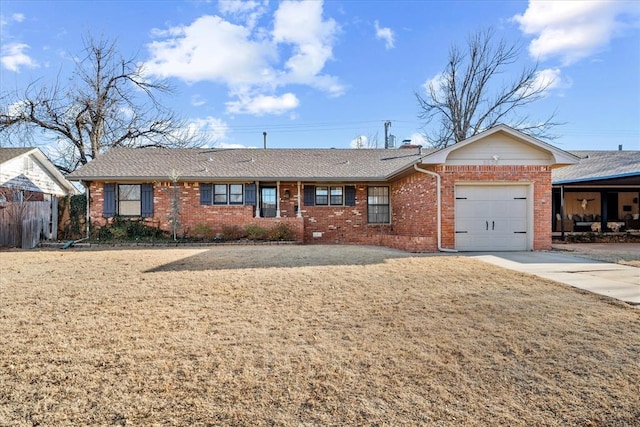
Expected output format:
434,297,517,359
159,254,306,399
1,0,639,151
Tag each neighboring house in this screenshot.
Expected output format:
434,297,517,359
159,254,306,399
0,147,78,247
68,125,580,252
552,150,640,233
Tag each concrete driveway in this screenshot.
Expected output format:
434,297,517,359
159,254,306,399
470,251,640,306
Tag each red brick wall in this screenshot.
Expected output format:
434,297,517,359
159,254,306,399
87,165,552,252
88,182,303,240
298,180,439,251
389,172,439,251
300,184,369,244
437,165,552,251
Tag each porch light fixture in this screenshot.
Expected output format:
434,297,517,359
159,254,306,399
284,189,291,199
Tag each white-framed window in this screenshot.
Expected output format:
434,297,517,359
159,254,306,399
214,184,228,204
200,184,245,206
330,186,343,205
119,184,141,216
316,186,344,206
229,184,244,205
315,186,328,205
367,186,390,224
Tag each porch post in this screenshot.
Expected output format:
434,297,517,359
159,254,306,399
297,181,302,218
560,185,565,240
255,181,261,218
276,180,281,218
601,190,607,231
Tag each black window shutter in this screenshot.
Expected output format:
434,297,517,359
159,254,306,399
141,184,154,217
345,186,356,206
200,184,212,205
304,186,315,206
103,183,116,217
244,183,256,206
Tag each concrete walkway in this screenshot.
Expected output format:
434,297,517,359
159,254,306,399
470,251,640,306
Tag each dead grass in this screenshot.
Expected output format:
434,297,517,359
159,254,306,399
1,245,638,426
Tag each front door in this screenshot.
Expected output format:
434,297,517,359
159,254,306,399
261,187,277,218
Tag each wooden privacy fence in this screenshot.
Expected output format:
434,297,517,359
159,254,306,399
0,199,58,249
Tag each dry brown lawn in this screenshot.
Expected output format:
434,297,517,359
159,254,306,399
1,245,638,426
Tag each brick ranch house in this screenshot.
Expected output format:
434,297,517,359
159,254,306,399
68,125,580,252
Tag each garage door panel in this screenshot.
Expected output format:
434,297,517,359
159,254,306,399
455,185,530,251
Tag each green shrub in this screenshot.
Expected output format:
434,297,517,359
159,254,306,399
97,217,164,241
245,223,268,241
96,225,113,240
268,222,297,241
110,226,128,240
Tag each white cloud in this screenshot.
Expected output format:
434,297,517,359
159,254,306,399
374,20,395,50
532,68,572,93
218,0,267,30
218,142,249,149
218,0,262,15
1,42,38,72
191,94,206,107
6,100,28,116
144,1,343,116
145,15,275,86
1,12,25,27
350,135,368,148
513,1,640,65
272,0,342,94
406,133,427,147
422,72,448,99
226,93,299,116
186,116,229,142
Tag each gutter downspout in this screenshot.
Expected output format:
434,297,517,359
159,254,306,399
413,164,458,253
84,181,90,240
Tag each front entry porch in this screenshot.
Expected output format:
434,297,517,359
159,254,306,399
552,184,640,239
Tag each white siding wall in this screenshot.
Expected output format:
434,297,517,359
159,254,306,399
446,134,554,166
0,155,67,196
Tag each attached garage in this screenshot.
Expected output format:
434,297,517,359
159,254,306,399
455,184,531,251
416,125,580,252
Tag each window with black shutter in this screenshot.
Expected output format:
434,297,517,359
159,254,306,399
304,186,315,206
103,183,116,217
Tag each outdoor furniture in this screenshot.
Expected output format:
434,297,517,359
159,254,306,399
555,215,573,232
623,214,640,231
572,213,601,231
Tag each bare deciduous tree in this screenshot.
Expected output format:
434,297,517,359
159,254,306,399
0,36,207,173
416,28,561,148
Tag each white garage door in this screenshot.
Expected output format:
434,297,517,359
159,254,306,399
455,185,530,251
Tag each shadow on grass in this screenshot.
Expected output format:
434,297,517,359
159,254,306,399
144,244,417,273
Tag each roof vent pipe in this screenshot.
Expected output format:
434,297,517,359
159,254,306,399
263,131,267,149
619,144,622,151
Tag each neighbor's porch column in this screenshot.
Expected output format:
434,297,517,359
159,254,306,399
297,181,302,218
276,180,281,218
560,185,566,240
255,180,261,218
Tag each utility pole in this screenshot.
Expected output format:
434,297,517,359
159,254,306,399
384,120,391,149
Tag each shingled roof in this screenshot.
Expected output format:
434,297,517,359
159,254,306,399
0,147,34,164
67,147,427,182
552,151,640,184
